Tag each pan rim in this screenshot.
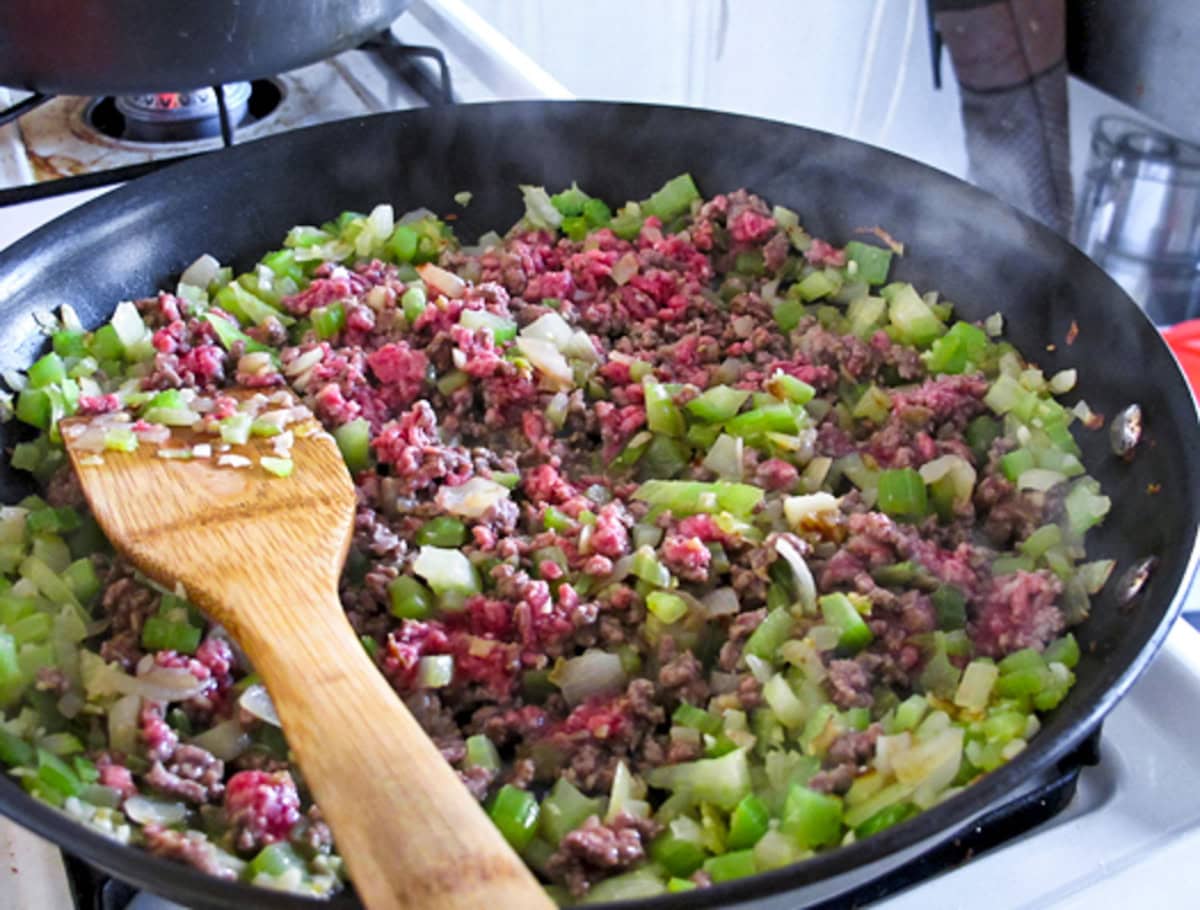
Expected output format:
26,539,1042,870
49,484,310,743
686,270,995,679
0,99,1195,910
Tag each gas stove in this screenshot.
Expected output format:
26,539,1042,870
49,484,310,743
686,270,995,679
0,3,1197,906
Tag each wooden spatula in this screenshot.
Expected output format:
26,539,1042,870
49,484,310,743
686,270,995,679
60,395,552,910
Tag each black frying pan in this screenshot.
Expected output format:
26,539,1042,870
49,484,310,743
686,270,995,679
0,0,411,95
0,102,1195,909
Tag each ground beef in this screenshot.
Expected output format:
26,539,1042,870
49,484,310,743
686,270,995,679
826,659,874,709
545,812,663,897
223,770,302,854
142,824,236,880
145,744,225,804
826,724,882,766
971,571,1065,657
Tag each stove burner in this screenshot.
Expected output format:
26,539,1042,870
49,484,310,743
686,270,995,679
86,80,282,145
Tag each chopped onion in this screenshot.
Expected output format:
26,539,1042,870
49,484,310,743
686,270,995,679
190,718,252,761
899,727,965,808
984,312,1004,337
612,252,639,286
953,662,998,711
519,184,563,230
551,649,626,707
179,254,221,290
700,587,740,617
1048,368,1077,394
565,329,601,363
745,654,774,684
357,204,395,258
1017,468,1067,492
516,336,574,389
111,695,140,759
82,652,206,702
702,433,744,481
59,303,85,333
809,624,842,652
56,691,84,720
415,263,465,299
70,425,109,452
521,311,573,348
774,537,817,613
284,347,325,378
918,454,977,507
111,301,148,347
238,683,281,727
125,795,189,826
783,493,841,528
435,476,511,519
873,732,912,777
398,206,438,225
417,655,455,689
133,423,172,445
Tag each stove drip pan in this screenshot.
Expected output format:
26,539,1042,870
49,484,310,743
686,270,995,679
86,81,282,144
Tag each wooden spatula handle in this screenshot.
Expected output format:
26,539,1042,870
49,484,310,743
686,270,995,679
237,581,553,910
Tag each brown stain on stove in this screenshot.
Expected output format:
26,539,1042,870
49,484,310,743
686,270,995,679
26,149,86,180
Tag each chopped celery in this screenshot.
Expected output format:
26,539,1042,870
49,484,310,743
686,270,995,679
727,793,770,849
884,283,944,347
703,848,758,883
744,608,795,663
877,468,928,520
650,829,706,878
28,353,67,389
259,456,293,478
930,585,967,630
415,516,467,548
845,241,893,285
333,418,371,473
855,801,915,837
412,547,480,605
795,269,840,302
724,404,800,438
1064,479,1111,537
580,867,665,903
641,173,700,221
539,778,603,846
311,302,346,340
644,380,685,436
202,312,277,360
765,372,815,405
489,784,540,851
460,309,517,343
646,591,688,624
401,286,427,322
685,385,750,423
645,748,751,811
1043,634,1080,669
249,842,303,878
672,703,723,736
141,616,201,655
819,593,873,653
632,480,763,519
773,297,806,332
781,784,843,849
0,727,34,766
387,575,435,621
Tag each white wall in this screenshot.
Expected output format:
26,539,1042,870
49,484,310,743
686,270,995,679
464,0,969,178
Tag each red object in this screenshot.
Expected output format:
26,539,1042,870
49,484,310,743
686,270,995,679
1162,320,1200,401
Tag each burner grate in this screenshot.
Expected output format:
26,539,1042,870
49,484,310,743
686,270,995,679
0,36,455,208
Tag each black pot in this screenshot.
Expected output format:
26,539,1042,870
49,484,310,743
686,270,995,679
0,0,412,95
0,102,1195,908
